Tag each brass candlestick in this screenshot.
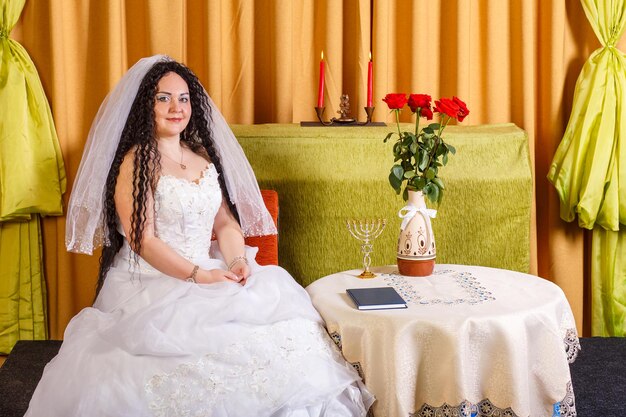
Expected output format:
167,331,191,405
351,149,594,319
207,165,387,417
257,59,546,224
315,106,333,126
346,218,387,278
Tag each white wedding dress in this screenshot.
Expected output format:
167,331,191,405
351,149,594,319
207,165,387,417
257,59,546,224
26,164,374,417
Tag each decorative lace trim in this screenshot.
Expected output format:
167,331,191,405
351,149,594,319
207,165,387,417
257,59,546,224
410,381,576,417
382,269,496,305
558,381,577,417
329,331,342,350
410,399,517,417
351,361,365,382
329,331,366,383
564,328,581,363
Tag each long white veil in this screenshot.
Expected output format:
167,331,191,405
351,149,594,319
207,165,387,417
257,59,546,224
65,55,276,254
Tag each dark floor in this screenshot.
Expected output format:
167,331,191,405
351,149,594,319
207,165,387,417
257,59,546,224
0,338,624,416
569,337,626,416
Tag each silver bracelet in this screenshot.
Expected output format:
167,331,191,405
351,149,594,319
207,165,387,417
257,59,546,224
227,255,248,271
186,265,199,283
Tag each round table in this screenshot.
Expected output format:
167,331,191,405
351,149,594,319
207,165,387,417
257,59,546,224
306,264,579,417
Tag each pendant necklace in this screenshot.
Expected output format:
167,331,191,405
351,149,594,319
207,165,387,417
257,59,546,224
161,147,186,169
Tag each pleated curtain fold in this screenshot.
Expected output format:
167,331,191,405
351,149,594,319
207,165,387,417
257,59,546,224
0,0,66,353
548,0,626,336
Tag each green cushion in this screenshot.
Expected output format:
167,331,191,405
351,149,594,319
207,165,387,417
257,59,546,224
233,123,532,287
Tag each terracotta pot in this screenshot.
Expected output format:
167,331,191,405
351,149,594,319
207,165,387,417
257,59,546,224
396,190,436,276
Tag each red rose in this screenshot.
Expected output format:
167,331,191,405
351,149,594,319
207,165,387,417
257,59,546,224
434,98,460,119
383,93,408,110
421,107,433,120
408,94,431,113
453,96,469,122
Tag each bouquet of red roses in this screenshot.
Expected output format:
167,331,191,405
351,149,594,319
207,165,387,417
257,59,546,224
383,93,469,203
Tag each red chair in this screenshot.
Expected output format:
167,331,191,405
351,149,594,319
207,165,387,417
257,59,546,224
244,189,279,266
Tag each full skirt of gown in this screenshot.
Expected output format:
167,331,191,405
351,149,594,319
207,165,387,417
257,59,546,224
25,245,374,417
26,165,373,416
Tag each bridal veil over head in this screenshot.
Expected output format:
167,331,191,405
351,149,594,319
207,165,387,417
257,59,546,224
65,55,277,254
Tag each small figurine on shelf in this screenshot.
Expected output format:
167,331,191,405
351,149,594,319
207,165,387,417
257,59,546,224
335,94,356,123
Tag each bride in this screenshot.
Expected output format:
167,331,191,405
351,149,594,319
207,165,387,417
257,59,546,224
25,55,374,417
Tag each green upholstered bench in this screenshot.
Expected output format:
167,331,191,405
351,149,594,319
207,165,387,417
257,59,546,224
233,123,532,287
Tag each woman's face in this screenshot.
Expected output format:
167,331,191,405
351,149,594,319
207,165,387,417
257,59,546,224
153,72,192,140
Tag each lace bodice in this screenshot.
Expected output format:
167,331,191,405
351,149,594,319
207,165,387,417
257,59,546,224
153,164,222,260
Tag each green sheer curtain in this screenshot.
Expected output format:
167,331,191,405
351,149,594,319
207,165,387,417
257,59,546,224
548,0,626,336
0,0,66,353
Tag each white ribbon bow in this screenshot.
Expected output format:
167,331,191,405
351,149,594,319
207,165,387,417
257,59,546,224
398,204,437,231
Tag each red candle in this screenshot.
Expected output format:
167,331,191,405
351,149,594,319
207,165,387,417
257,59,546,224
317,51,325,108
367,52,373,107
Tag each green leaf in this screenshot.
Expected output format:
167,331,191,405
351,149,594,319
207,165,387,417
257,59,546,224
421,182,437,204
431,182,440,203
425,167,436,179
432,177,445,190
442,153,449,165
393,142,402,157
402,186,409,201
383,132,395,143
428,123,441,131
422,126,434,135
389,171,402,192
404,170,416,179
447,143,456,155
418,152,429,170
429,181,443,203
423,182,433,197
391,164,404,181
409,142,418,154
413,176,426,190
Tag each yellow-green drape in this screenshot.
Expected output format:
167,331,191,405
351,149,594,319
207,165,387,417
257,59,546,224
0,217,48,352
12,0,624,338
0,0,65,353
548,0,626,336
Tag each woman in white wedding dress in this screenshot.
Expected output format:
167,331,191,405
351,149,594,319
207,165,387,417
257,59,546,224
25,56,373,417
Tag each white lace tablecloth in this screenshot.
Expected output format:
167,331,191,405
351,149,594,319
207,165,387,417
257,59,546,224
306,264,580,417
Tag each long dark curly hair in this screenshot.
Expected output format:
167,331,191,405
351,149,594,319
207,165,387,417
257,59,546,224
96,60,238,296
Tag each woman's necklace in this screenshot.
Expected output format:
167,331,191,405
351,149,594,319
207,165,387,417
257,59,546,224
161,146,186,169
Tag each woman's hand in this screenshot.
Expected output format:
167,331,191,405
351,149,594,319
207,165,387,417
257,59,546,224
195,268,245,285
229,261,251,285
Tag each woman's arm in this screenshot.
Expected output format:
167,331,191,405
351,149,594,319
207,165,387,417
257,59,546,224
114,153,241,284
213,200,250,281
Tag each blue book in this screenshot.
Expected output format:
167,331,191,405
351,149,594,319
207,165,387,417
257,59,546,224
346,287,407,310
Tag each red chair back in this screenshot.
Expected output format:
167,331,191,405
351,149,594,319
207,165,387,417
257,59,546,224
244,189,279,266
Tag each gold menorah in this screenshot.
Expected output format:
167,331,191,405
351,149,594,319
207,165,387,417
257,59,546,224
346,218,387,278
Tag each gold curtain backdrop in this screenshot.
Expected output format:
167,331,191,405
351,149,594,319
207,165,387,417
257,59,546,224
10,0,626,338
